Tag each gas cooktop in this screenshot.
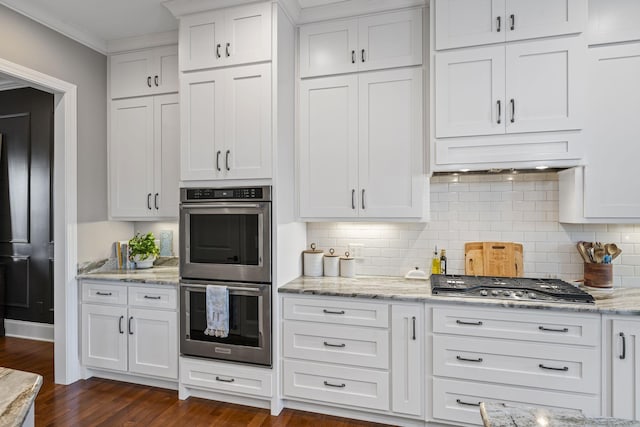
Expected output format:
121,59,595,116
431,274,595,304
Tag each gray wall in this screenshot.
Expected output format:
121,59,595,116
0,4,107,223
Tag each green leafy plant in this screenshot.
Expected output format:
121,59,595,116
128,232,159,261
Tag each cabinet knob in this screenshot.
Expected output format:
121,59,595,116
147,76,152,88
510,14,515,31
497,100,502,124
226,42,231,57
510,98,515,123
216,150,221,172
351,50,356,64
154,75,159,87
620,332,626,360
361,48,366,63
496,16,501,32
225,150,230,171
154,193,159,210
147,193,152,210
216,44,221,59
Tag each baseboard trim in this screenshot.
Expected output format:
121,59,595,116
4,319,54,342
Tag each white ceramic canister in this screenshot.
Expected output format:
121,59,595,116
323,248,340,277
303,243,324,276
340,251,355,278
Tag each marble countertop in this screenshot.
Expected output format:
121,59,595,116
0,367,42,427
77,265,179,286
278,276,640,315
480,402,640,426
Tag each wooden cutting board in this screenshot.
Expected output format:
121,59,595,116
465,242,523,277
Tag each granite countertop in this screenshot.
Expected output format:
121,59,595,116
278,276,640,315
480,402,640,427
0,368,42,427
77,258,179,286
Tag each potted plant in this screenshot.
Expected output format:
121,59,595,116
128,232,159,269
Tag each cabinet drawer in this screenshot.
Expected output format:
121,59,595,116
180,357,272,398
283,360,389,411
433,335,599,394
432,306,599,346
82,281,127,305
432,377,601,426
283,321,389,369
128,286,177,310
283,297,388,328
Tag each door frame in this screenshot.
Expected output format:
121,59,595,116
0,57,79,384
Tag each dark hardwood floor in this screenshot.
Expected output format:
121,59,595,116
0,336,391,426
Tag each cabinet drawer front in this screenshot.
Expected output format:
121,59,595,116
180,357,272,398
283,297,388,327
283,360,389,411
432,378,600,426
433,335,599,394
82,281,127,305
283,322,389,369
128,286,177,309
432,306,599,346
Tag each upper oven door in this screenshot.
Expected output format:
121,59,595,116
180,202,271,283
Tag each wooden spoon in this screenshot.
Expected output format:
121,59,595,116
576,242,591,263
607,243,622,260
593,245,606,263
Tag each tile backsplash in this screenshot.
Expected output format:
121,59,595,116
306,172,640,288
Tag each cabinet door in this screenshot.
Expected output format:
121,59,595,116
506,0,586,42
180,69,225,181
358,68,423,218
299,76,358,218
435,45,505,138
358,9,423,72
82,304,127,372
128,308,178,379
179,10,226,71
611,319,640,420
505,37,584,134
152,45,179,95
224,2,272,67
299,19,358,78
584,44,640,219
391,304,424,417
224,63,272,179
110,50,155,99
435,0,506,50
110,97,155,218
153,94,180,218
588,0,640,45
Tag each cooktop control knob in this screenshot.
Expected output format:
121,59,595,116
528,293,537,299
503,291,511,297
515,291,524,297
480,290,488,296
491,290,499,296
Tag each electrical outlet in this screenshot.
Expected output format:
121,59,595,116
348,243,364,259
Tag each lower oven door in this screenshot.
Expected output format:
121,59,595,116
180,280,271,367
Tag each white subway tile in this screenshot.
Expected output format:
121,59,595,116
469,183,491,192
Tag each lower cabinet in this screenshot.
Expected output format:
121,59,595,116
81,281,178,381
605,316,640,421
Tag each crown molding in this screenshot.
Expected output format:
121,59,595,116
107,30,179,54
297,0,426,24
163,0,264,17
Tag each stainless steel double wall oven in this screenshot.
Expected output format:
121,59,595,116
179,186,272,366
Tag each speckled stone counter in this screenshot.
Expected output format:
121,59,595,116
480,402,640,427
77,266,179,286
278,276,640,315
0,367,42,427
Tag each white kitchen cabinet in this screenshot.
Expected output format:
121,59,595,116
110,45,178,99
435,37,584,138
391,304,423,417
607,317,640,420
299,9,422,78
299,68,423,219
435,0,587,50
180,63,271,181
110,94,179,219
178,2,271,72
81,281,178,381
588,0,640,45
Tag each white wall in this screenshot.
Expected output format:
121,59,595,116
307,172,640,288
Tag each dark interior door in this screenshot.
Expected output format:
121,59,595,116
0,87,54,325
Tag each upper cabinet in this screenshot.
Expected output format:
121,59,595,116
588,0,640,46
299,9,422,78
179,2,271,72
110,45,179,99
435,0,587,50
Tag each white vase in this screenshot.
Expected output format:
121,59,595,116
133,254,156,269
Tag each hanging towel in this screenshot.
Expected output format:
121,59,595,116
204,285,229,338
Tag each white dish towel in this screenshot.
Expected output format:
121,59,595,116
204,285,229,338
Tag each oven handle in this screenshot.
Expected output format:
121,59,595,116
181,283,265,295
181,203,263,209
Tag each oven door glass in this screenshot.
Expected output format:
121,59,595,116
189,213,259,266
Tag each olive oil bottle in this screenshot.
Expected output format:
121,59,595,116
440,249,447,275
431,246,441,275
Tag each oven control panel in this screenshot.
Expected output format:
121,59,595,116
182,186,271,202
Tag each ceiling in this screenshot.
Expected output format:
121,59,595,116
0,0,350,54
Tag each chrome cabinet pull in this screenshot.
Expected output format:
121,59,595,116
496,16,501,32
620,332,626,360
351,189,356,210
323,341,346,348
457,355,483,363
216,376,235,383
216,44,221,58
144,295,162,300
96,291,112,296
226,42,231,57
539,326,569,333
510,14,515,30
412,316,416,341
497,100,502,124
147,193,152,210
154,75,159,86
456,399,480,407
323,309,345,315
154,193,159,210
147,76,152,87
456,320,483,326
351,50,356,64
225,150,230,171
323,381,346,388
361,189,366,210
216,150,221,171
539,363,568,371
118,315,124,334
510,98,515,123
361,48,366,62
128,316,134,335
